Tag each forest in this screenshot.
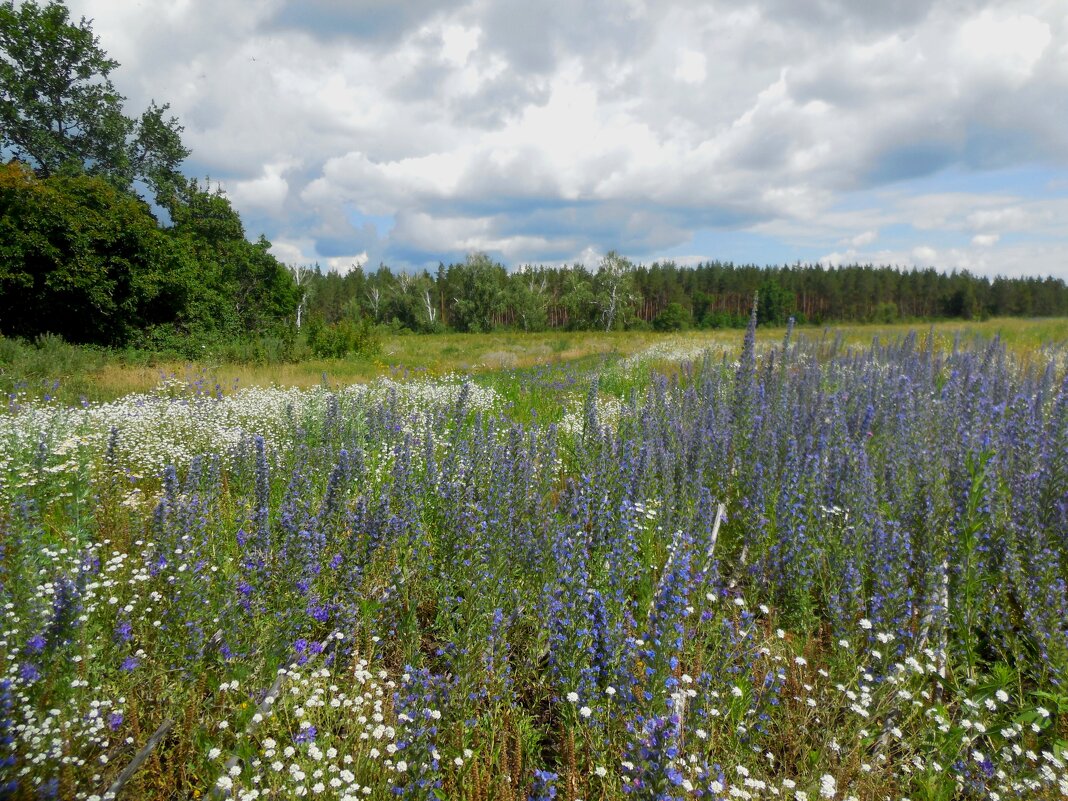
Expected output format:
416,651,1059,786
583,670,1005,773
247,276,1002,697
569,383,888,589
301,255,1068,336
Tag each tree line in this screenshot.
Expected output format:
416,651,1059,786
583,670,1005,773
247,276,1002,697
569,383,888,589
303,253,1068,336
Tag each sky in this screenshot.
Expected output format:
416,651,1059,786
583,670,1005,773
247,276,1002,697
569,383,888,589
64,0,1068,278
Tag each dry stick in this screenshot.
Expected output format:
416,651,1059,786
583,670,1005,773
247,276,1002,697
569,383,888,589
914,561,951,703
880,559,949,756
874,705,901,758
727,543,748,591
917,561,949,653
661,503,723,738
704,503,726,568
208,635,339,799
103,718,175,800
651,503,722,720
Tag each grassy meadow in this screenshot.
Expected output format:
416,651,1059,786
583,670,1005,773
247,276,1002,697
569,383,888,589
3,318,1067,407
1,318,1067,800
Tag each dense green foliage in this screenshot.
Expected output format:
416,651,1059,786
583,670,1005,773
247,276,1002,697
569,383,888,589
154,179,300,346
306,257,1068,335
305,316,381,359
0,162,299,351
0,0,187,199
652,301,690,331
0,1,297,353
0,162,190,345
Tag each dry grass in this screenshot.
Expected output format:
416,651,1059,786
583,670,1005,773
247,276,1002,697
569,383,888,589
817,316,1068,351
17,318,1068,402
82,331,720,399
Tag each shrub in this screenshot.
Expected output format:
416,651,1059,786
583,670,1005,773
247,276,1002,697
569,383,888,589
307,317,381,359
652,302,691,332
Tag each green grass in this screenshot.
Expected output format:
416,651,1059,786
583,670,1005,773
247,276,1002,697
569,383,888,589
2,318,1066,406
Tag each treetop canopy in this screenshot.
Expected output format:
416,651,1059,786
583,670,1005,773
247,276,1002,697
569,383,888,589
0,0,188,202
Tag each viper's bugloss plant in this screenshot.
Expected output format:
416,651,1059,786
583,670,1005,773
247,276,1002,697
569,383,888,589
1,332,1066,799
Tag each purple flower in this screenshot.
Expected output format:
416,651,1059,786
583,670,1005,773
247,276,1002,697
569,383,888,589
114,619,133,643
307,600,330,623
294,725,317,744
530,770,559,800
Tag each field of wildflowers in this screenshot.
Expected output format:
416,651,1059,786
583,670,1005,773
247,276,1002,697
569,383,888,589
2,317,1067,800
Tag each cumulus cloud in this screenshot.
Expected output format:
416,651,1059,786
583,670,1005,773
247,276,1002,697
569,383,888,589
64,0,1068,277
820,240,1068,279
850,231,879,247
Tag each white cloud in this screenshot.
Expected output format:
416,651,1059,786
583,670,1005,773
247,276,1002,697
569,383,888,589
956,11,1052,83
324,254,368,275
268,240,307,265
912,245,939,264
61,0,1068,277
440,24,480,66
674,50,707,84
966,206,1049,233
226,160,299,216
819,239,1068,278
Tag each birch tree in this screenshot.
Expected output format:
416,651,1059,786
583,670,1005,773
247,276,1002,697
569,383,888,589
594,251,636,331
288,263,312,329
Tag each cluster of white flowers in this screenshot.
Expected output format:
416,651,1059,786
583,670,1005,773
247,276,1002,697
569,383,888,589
201,661,396,800
0,375,500,498
619,339,731,369
670,615,1068,799
371,376,497,418
197,658,474,800
557,394,625,436
1,525,219,795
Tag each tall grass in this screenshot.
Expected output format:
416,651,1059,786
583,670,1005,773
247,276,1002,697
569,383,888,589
5,318,1066,407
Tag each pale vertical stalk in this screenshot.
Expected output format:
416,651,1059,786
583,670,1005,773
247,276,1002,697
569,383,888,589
704,502,726,575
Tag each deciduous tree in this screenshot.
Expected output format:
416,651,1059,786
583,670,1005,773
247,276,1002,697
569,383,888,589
0,162,191,345
0,0,188,201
